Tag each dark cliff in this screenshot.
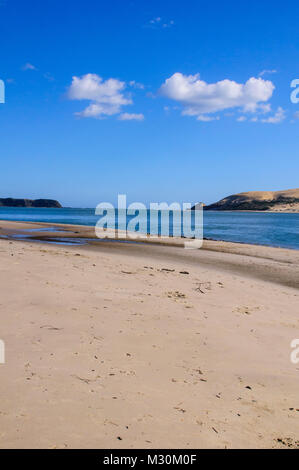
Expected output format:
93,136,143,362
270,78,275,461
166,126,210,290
0,198,62,208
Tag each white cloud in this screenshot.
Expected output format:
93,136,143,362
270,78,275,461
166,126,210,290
159,73,275,120
259,69,277,77
237,116,247,122
129,80,145,90
44,72,54,82
68,73,135,118
150,17,161,24
258,103,271,114
22,62,37,71
118,113,144,121
162,20,175,28
261,107,286,124
75,103,119,118
293,111,299,120
197,115,219,122
147,17,174,28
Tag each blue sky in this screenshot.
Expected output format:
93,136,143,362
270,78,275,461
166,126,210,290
0,0,299,207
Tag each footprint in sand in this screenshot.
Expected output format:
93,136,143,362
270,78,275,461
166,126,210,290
235,306,260,315
166,291,186,299
194,282,212,294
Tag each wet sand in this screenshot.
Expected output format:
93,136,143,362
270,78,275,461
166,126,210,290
0,220,298,448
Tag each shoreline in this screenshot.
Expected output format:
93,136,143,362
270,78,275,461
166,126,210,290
0,219,298,291
0,218,298,252
1,206,299,213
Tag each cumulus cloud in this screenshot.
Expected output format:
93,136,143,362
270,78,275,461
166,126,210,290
259,69,277,77
68,73,142,119
75,103,119,118
237,116,247,122
261,107,286,124
159,73,275,120
118,113,144,121
22,62,37,71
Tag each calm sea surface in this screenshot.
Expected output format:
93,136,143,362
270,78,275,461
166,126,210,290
0,207,298,250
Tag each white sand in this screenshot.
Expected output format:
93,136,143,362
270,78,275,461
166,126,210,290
0,221,298,448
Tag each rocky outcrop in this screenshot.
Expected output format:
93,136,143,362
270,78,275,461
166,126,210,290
200,189,299,212
0,198,62,208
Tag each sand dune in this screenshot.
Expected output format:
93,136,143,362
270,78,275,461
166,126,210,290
204,188,299,212
236,188,299,201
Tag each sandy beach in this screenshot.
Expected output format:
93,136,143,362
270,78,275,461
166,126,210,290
0,220,298,449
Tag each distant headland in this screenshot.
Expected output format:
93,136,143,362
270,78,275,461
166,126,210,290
0,198,62,208
198,188,299,212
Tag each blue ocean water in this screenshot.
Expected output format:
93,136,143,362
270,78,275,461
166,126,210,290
0,207,298,250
